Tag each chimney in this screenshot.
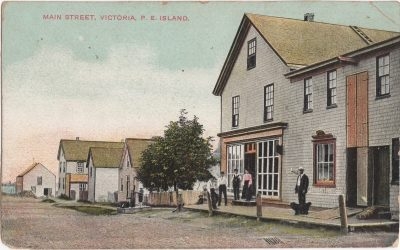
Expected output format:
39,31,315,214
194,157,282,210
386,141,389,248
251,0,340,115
304,13,314,22
76,137,80,141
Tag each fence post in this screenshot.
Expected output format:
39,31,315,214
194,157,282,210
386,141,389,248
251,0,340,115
207,191,213,216
338,194,348,234
177,192,183,212
256,192,262,221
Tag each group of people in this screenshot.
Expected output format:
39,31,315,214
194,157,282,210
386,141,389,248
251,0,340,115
207,169,254,209
207,166,310,215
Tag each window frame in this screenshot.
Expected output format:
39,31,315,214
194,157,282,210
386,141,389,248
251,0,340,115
327,70,337,108
376,54,390,97
313,138,336,187
264,84,274,122
304,77,313,112
37,176,42,186
247,38,256,70
77,162,84,173
226,144,244,192
232,95,240,128
79,183,86,191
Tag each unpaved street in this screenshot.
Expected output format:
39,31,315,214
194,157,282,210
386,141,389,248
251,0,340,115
1,196,398,249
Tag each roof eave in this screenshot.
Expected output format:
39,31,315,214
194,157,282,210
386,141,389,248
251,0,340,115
213,14,251,96
285,35,400,78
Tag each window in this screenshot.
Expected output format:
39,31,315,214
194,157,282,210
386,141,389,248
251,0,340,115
58,178,61,189
63,162,66,173
62,178,65,189
37,176,42,185
90,166,93,177
247,38,256,70
77,162,84,173
377,54,390,96
227,144,244,192
127,156,131,168
257,139,280,197
313,137,336,187
120,178,124,191
392,138,399,185
327,70,337,107
79,183,86,191
126,176,130,198
232,96,240,127
304,78,313,111
59,162,62,173
264,84,274,121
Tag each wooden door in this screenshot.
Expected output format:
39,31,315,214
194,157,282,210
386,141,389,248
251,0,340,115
346,72,369,206
372,146,390,206
346,72,368,148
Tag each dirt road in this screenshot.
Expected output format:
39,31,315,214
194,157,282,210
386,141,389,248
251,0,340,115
1,196,398,249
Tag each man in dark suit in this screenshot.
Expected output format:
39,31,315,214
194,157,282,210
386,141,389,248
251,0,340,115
294,167,309,214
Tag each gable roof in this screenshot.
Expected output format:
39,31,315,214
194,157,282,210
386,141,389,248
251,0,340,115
124,138,153,168
57,139,124,161
213,13,399,96
285,35,400,78
17,162,55,177
89,146,124,168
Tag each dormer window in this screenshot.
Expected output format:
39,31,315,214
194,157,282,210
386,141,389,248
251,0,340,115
247,38,256,70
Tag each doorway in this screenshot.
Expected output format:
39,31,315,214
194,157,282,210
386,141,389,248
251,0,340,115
244,143,256,198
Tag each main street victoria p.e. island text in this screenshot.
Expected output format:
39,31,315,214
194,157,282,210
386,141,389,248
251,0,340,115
42,14,189,22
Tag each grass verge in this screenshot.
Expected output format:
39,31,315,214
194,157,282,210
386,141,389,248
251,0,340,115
61,205,117,215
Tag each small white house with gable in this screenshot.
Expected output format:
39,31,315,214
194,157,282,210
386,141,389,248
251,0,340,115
16,163,56,197
87,146,124,203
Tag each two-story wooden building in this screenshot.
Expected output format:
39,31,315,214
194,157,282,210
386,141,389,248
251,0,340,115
213,13,399,216
57,138,123,200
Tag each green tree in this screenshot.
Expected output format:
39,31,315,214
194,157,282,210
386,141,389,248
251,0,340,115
137,109,216,193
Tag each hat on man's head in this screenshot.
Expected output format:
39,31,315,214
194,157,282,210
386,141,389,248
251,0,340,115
298,167,304,170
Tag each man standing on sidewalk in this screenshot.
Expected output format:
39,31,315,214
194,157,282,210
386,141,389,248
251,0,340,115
218,171,228,206
294,167,309,214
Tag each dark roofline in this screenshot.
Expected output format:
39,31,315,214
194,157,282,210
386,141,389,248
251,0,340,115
213,14,250,96
285,35,400,78
57,138,124,161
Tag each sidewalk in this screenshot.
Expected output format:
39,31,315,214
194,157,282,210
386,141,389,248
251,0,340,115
185,202,399,232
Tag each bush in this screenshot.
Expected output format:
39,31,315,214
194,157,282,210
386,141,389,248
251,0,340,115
42,198,55,203
58,194,71,200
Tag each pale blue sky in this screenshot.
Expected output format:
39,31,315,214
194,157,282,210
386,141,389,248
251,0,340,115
2,1,400,182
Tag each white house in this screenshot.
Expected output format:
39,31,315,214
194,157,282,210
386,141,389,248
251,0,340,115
16,163,56,197
87,146,124,203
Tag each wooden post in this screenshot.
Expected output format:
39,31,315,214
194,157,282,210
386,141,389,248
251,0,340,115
177,193,183,212
207,191,213,216
338,194,348,234
256,192,262,221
